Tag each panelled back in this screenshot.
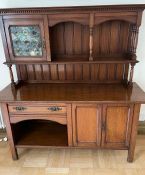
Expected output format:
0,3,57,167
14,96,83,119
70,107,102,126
49,22,89,60
93,20,130,56
17,63,129,83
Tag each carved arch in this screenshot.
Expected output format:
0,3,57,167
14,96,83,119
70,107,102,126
10,115,67,125
48,14,89,27
49,20,88,27
94,16,136,26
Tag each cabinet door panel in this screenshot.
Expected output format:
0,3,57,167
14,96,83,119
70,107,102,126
102,104,133,148
72,104,101,147
4,16,48,61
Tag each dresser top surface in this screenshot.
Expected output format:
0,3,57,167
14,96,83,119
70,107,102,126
0,82,145,103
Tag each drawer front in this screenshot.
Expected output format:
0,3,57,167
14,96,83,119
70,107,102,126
8,104,67,115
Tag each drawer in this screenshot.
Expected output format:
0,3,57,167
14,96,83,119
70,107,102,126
8,104,67,115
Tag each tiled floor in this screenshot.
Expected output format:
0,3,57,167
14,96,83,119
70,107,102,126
0,135,145,175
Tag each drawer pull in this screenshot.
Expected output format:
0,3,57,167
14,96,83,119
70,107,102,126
48,106,62,111
14,107,27,111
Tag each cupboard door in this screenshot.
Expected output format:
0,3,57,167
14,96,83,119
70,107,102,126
102,104,133,148
4,16,48,61
72,104,101,147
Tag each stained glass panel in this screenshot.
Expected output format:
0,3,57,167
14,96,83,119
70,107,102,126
9,26,43,57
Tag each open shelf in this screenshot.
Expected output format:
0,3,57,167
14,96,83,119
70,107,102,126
4,55,138,65
49,21,90,62
13,120,68,147
92,54,138,63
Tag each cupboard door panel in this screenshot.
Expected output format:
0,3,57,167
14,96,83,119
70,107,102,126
72,104,101,147
102,104,133,148
4,16,48,61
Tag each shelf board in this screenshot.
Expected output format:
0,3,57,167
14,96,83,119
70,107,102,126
4,58,138,65
14,121,68,147
4,53,138,65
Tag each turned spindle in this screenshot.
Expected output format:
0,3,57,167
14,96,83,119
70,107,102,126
89,13,94,61
129,63,135,85
7,64,15,86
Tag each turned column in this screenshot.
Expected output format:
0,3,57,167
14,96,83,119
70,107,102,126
89,13,94,61
7,64,15,86
128,63,136,85
127,24,139,85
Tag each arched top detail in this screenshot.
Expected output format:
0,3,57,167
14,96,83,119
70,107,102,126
94,16,136,26
49,20,88,27
10,116,67,125
48,14,89,27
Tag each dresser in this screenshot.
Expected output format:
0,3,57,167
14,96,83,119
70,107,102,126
0,4,145,162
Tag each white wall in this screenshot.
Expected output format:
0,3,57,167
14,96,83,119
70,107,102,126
0,0,145,123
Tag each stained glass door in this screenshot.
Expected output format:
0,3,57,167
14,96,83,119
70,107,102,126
4,18,47,61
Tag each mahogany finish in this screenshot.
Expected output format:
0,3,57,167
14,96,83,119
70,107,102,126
0,4,145,162
102,104,133,148
0,83,145,103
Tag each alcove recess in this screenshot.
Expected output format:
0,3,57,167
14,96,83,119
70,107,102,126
49,19,137,62
38,17,138,84
49,21,90,62
93,20,131,60
12,120,68,147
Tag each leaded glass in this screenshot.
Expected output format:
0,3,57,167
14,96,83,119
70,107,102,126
9,26,43,57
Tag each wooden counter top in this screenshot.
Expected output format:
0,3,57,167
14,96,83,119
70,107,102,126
0,82,145,103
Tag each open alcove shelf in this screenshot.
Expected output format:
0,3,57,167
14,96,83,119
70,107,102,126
1,4,145,162
13,120,68,148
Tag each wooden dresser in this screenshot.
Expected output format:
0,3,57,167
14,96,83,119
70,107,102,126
0,4,145,162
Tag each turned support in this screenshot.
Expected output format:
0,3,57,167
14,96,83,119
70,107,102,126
89,27,93,61
129,63,135,85
7,64,15,86
89,13,94,61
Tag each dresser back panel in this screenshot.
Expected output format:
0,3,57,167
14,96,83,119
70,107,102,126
93,20,130,56
17,63,129,83
50,22,89,60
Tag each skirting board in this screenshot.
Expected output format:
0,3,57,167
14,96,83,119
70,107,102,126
0,128,6,139
138,121,145,135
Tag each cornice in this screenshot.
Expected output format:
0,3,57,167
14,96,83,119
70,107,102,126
0,4,145,15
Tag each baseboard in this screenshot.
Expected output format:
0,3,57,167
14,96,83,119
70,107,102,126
138,121,145,135
0,128,6,132
0,128,6,137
